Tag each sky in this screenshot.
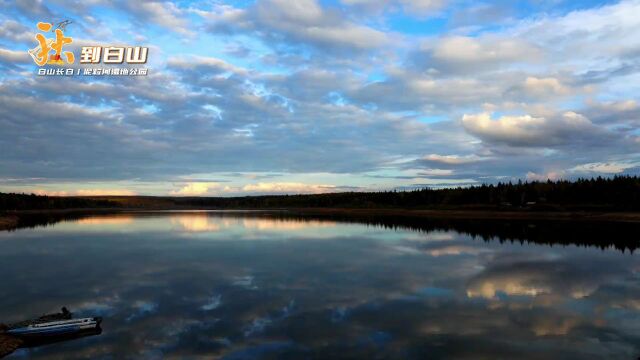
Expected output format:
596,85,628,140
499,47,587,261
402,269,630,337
1,0,640,196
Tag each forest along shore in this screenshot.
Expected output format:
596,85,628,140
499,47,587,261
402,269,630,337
289,207,640,223
4,208,640,232
2,176,640,230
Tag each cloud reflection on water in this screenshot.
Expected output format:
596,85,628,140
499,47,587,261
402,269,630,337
0,212,639,359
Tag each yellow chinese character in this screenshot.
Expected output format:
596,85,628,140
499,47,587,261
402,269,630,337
29,21,74,66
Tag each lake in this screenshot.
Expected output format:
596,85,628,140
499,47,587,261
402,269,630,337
1,211,639,359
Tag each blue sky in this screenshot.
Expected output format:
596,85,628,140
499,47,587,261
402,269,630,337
1,0,640,196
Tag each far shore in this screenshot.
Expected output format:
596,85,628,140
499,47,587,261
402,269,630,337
0,214,18,231
3,207,640,231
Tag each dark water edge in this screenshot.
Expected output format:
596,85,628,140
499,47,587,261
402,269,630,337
4,209,640,253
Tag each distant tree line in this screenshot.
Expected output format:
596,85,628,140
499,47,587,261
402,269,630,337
0,193,115,211
7,210,640,252
172,175,640,211
2,176,640,211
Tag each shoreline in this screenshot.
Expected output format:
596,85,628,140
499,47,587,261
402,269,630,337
290,208,640,222
3,207,640,231
0,215,19,231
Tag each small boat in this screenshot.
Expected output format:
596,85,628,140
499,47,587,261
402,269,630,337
1,308,102,358
6,317,102,337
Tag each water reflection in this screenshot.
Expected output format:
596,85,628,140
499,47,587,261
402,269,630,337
0,212,639,359
171,214,221,232
75,216,134,226
169,213,338,233
8,210,640,252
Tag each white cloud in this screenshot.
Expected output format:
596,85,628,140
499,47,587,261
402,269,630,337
515,0,640,62
340,0,446,15
171,182,220,196
242,182,336,194
433,36,535,65
418,168,453,176
0,20,32,44
203,0,390,51
125,1,192,35
520,76,571,97
461,111,607,147
585,99,640,126
76,189,137,196
167,55,248,75
421,154,484,165
33,189,137,196
570,162,638,174
414,35,541,74
257,0,324,24
0,47,30,63
600,100,637,112
400,0,445,13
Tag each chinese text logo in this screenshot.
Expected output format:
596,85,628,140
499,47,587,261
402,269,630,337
29,20,151,77
80,46,148,64
29,20,74,66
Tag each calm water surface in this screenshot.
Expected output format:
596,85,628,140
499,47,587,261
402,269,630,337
1,212,640,359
